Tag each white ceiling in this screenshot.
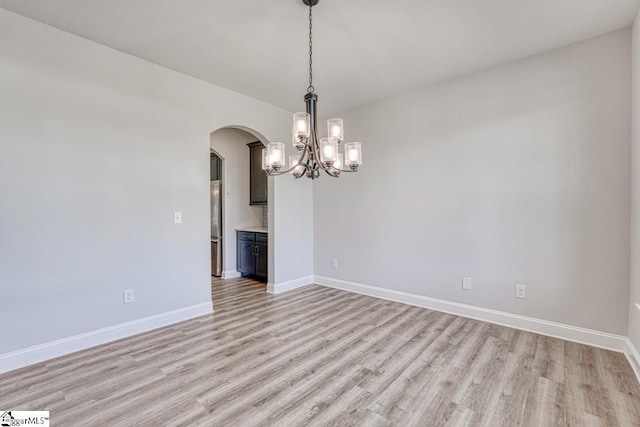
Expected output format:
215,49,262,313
1,0,639,114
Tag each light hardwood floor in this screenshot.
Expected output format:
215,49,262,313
1,277,639,426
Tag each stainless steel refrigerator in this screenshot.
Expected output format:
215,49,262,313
211,180,222,276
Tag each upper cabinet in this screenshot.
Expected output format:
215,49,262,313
248,142,267,205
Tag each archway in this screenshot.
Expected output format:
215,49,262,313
209,126,272,285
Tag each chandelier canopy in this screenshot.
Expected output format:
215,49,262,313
261,0,362,180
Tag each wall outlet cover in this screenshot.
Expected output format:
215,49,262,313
123,289,135,304
331,259,338,269
462,277,472,290
173,212,182,224
515,284,526,299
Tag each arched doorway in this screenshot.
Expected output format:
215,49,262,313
209,126,271,284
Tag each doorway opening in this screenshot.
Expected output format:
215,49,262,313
209,127,271,287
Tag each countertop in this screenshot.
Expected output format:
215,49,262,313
235,226,268,234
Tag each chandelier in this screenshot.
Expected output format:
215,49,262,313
262,0,362,180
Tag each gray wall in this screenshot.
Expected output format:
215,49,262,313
314,29,632,335
0,8,313,354
630,12,640,352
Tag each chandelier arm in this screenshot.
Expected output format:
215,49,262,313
296,144,309,165
312,129,331,173
265,168,293,177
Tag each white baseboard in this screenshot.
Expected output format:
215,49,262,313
625,338,640,383
0,301,213,375
313,276,627,353
222,270,241,279
267,275,313,294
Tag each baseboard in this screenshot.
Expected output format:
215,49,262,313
0,301,213,375
222,270,241,279
267,275,314,295
625,338,640,383
313,275,627,353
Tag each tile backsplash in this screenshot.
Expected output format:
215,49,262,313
261,205,268,228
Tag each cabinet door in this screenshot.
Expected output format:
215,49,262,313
255,240,268,280
237,238,255,276
248,142,268,205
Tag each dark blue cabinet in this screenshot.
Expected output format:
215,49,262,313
237,231,268,281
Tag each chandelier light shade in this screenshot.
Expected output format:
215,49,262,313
262,0,362,180
264,142,285,171
293,112,311,148
327,118,344,143
289,154,306,178
344,142,362,168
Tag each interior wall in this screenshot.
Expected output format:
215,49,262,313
314,29,632,335
630,12,640,351
210,128,264,276
0,8,313,355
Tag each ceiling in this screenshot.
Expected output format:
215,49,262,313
1,0,639,114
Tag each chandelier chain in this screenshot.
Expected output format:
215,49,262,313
307,2,314,94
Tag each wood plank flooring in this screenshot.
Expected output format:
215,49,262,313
1,276,639,426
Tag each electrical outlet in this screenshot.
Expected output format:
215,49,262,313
462,277,471,290
331,259,338,269
515,284,526,299
123,289,135,304
173,212,182,224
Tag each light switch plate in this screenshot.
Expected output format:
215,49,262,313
174,212,182,224
462,277,471,290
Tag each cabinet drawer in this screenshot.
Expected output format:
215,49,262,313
256,233,268,243
237,231,255,242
